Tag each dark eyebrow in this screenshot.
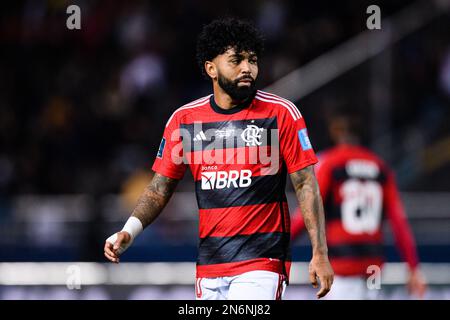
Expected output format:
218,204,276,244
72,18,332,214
229,53,244,60
229,52,257,60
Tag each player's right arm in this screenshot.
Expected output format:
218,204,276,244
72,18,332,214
104,107,186,263
104,173,179,263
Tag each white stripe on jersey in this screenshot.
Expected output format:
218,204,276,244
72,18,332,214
255,94,300,121
257,90,302,118
165,95,212,127
184,94,213,107
256,90,302,119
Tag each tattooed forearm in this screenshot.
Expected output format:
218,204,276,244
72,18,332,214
131,173,179,228
290,166,328,255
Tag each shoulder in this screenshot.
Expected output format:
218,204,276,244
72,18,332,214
353,145,389,169
337,145,392,177
254,90,302,121
165,94,212,127
315,146,348,172
354,146,394,181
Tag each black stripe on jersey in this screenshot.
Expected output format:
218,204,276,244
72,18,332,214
328,243,384,258
332,166,387,184
325,203,387,222
180,117,278,152
195,173,285,209
197,232,291,265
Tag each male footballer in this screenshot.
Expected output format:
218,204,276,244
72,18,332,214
104,18,334,300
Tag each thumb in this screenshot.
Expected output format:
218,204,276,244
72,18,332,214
113,233,125,250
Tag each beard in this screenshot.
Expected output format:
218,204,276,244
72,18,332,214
217,72,256,101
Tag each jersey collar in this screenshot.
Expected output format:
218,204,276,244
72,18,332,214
209,91,255,115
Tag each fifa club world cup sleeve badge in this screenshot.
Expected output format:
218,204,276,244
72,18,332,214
157,137,166,159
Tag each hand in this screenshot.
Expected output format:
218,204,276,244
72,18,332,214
104,231,132,263
407,268,427,299
309,253,334,299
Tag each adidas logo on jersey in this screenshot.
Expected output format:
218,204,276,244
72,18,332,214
193,131,208,141
201,170,252,190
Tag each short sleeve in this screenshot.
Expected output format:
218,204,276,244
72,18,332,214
151,113,187,180
279,106,318,173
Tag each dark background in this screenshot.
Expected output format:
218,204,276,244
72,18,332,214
0,0,448,290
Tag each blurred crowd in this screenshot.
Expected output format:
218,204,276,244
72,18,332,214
0,0,449,197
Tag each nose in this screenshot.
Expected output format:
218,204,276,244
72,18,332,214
239,60,251,73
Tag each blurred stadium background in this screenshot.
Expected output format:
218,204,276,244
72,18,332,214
0,0,449,299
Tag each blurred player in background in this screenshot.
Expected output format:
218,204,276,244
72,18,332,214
104,18,334,300
291,108,427,299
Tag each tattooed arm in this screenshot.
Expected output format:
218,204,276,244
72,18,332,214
290,165,334,298
104,173,179,263
130,173,179,228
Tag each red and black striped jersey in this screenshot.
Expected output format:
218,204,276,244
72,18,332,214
152,90,318,280
291,144,419,276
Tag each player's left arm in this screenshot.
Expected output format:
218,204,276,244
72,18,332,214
290,165,334,298
291,156,331,240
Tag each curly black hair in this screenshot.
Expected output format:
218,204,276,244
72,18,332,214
196,17,265,78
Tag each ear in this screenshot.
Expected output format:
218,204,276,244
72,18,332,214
204,61,217,80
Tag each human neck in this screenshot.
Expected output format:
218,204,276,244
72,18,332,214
212,82,244,110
